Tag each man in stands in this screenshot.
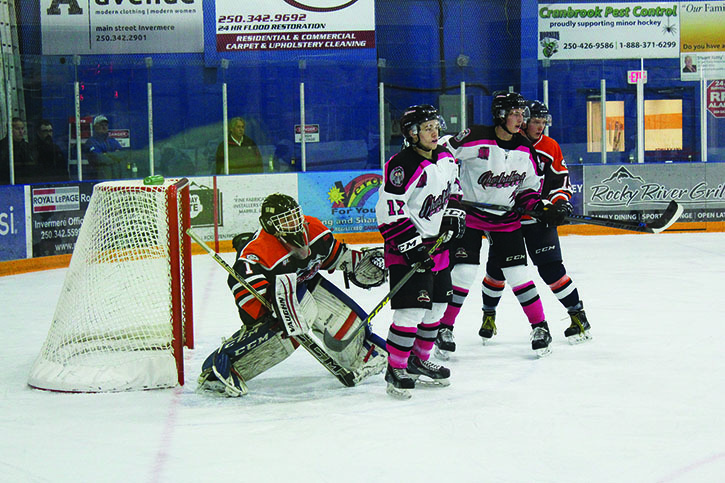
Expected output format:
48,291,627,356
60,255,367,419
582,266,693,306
198,193,388,396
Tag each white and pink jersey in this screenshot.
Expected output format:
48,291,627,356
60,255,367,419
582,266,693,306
444,125,542,232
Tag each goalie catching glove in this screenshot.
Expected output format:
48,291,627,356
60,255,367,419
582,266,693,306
335,245,387,289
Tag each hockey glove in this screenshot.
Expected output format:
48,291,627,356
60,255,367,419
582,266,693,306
400,241,435,271
533,200,569,227
440,207,466,242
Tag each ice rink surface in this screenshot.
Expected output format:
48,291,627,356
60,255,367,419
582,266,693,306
1,232,724,483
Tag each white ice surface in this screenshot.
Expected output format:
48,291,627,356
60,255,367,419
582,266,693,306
1,232,724,483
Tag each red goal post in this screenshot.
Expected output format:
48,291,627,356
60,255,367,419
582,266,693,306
28,178,193,392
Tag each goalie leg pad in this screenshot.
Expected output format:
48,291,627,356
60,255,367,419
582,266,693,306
198,318,296,396
274,273,312,337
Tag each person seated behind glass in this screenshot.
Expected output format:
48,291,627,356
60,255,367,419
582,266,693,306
30,119,68,182
1,117,35,185
215,117,263,174
85,115,124,180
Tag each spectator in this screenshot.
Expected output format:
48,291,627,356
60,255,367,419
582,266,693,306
215,117,263,174
31,119,68,182
85,115,124,180
1,117,35,185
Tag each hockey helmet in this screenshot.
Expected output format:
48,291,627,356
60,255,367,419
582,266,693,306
526,100,552,127
491,91,529,124
259,193,309,252
400,104,447,143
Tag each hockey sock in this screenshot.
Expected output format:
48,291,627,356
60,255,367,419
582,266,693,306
412,321,440,361
386,310,421,369
482,273,506,308
503,265,546,324
538,262,581,309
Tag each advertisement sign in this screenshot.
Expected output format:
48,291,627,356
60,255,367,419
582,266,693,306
31,183,95,258
188,174,298,241
706,80,725,118
40,0,204,54
215,0,375,52
583,164,725,222
679,1,725,80
0,185,27,261
298,171,382,233
538,2,679,60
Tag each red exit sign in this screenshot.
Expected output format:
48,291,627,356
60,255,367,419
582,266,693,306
627,70,648,84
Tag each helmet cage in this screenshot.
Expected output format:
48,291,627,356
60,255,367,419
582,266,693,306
266,205,307,248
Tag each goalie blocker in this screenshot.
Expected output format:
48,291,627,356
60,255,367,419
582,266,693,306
199,276,387,397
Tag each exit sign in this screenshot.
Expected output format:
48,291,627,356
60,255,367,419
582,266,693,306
627,70,648,84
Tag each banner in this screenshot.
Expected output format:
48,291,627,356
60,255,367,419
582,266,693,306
583,164,725,222
298,171,382,233
538,2,679,60
41,0,204,55
679,1,725,81
31,183,95,257
215,0,375,52
0,186,27,261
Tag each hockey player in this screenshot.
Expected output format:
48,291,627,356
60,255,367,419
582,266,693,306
375,104,466,398
479,100,592,344
435,91,567,358
198,193,388,397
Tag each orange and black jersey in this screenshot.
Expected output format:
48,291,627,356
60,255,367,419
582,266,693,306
229,216,344,325
531,134,572,204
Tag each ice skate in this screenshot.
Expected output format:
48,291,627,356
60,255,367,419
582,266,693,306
407,354,451,386
530,321,552,357
565,306,592,344
479,310,497,344
434,325,455,361
385,363,415,399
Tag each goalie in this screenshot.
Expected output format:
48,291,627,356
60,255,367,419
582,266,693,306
198,193,389,397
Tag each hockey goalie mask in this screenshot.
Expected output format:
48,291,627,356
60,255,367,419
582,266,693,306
260,193,311,258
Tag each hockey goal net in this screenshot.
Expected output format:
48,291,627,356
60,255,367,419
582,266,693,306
28,178,194,392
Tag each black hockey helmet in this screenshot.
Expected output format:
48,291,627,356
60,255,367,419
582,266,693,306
526,100,552,126
400,104,446,143
491,91,529,125
259,193,308,250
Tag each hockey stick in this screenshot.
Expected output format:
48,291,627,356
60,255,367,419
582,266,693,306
187,228,357,387
461,200,683,234
323,234,447,352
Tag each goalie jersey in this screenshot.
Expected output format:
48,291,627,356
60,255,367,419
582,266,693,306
230,216,344,325
445,125,542,232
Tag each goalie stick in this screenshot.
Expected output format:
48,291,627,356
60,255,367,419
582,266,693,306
187,228,358,387
323,234,447,352
461,200,683,234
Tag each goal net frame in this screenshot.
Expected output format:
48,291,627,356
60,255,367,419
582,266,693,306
28,178,194,392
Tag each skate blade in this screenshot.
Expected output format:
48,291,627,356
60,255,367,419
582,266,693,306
534,346,552,358
412,375,451,387
197,380,245,398
434,347,451,361
567,331,592,345
386,383,412,399
480,337,493,346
